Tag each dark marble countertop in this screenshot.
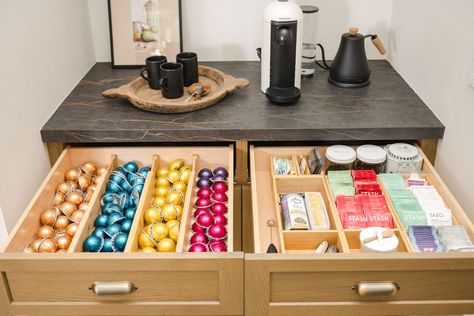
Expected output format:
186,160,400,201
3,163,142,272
41,61,444,144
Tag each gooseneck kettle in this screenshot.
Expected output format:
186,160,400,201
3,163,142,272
328,27,386,88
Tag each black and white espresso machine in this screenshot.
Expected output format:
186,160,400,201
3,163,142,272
260,0,303,105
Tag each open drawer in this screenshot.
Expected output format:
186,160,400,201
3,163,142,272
0,146,243,316
246,145,474,316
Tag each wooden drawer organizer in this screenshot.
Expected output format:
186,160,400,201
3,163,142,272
247,145,474,316
0,146,243,316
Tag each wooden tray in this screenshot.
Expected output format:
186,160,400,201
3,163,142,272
103,65,250,113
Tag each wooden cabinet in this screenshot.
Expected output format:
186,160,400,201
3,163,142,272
246,145,474,315
0,146,243,316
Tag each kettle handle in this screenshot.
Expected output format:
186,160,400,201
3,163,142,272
371,35,386,55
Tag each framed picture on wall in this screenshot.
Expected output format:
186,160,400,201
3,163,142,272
108,0,182,67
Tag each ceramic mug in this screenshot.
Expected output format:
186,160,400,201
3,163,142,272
159,62,184,99
176,52,199,87
140,55,167,90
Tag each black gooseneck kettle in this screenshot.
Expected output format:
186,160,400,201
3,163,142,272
320,27,386,88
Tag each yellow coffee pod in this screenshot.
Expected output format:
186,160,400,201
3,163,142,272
157,238,176,252
179,168,192,184
167,170,181,183
179,165,192,173
140,247,156,253
166,219,179,230
151,222,168,242
174,205,183,220
156,167,169,178
169,159,184,171
138,232,155,249
172,181,187,193
151,196,166,208
144,207,162,225
155,176,170,188
169,224,179,242
166,190,183,206
154,186,169,197
161,203,178,222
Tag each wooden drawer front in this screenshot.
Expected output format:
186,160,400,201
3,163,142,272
245,254,474,316
1,253,243,315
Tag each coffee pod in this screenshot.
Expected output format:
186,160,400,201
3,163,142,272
213,213,228,226
197,188,212,199
190,232,209,244
207,224,227,240
36,225,55,239
212,182,228,193
111,232,128,252
65,166,82,182
195,198,212,208
192,222,206,234
188,242,208,252
197,178,212,189
157,238,176,252
123,161,139,174
65,189,84,206
83,235,104,252
193,208,210,220
211,203,228,215
37,237,58,253
198,168,213,179
213,167,229,179
81,161,98,176
40,208,59,226
195,213,215,229
209,239,227,252
66,223,79,238
210,192,228,204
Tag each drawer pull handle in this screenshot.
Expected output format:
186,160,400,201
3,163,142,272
353,281,399,297
89,281,137,295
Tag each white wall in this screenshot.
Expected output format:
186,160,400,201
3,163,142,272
0,0,96,231
389,0,474,220
88,0,393,62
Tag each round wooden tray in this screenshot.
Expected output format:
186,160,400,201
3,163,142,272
103,65,249,113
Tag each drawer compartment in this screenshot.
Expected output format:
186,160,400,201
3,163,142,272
248,145,474,316
0,146,243,316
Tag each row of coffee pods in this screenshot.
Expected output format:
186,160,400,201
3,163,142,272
139,159,192,252
24,161,105,253
83,161,150,252
189,167,229,252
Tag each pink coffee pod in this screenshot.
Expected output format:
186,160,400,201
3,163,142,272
197,188,212,199
192,222,206,234
209,239,227,252
188,242,208,252
211,203,228,215
190,232,209,244
207,224,227,240
212,182,228,193
193,208,211,220
211,192,228,204
213,213,228,226
195,197,212,208
196,213,215,229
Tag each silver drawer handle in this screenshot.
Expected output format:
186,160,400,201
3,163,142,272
89,281,137,295
353,281,399,297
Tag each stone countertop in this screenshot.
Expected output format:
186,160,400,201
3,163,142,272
41,61,444,144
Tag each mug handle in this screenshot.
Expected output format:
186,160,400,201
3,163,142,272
140,68,149,81
159,77,168,89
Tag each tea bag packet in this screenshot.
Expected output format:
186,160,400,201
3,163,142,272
328,170,354,197
387,188,415,200
360,195,393,228
352,170,377,182
328,170,353,185
307,147,324,174
304,192,330,230
337,195,366,228
273,157,296,175
392,198,427,227
437,225,474,251
379,173,406,189
410,185,453,226
406,173,428,187
355,182,382,195
408,225,443,252
298,155,310,175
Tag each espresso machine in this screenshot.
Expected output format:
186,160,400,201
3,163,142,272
260,0,303,105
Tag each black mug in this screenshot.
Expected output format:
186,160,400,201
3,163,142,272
159,62,184,99
140,55,167,89
176,52,199,86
